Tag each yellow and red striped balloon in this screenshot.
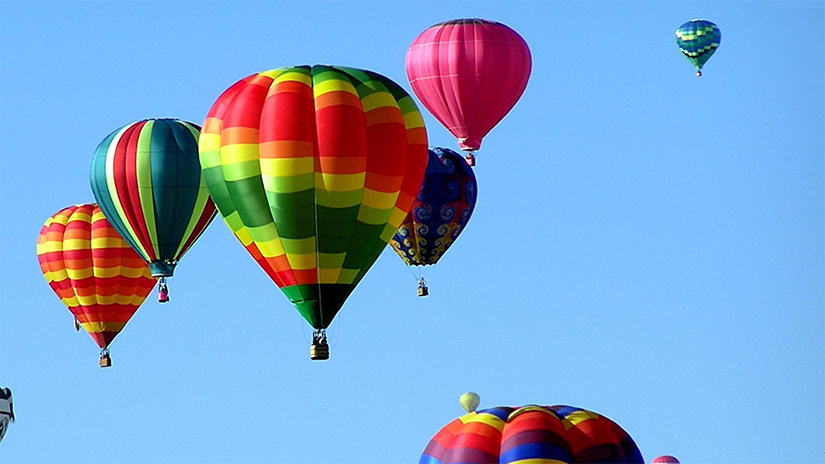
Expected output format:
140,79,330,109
36,204,156,360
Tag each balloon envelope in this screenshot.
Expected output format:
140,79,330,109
0,387,12,445
406,18,531,152
459,392,480,413
36,204,156,349
90,118,217,277
652,456,680,463
391,147,477,267
199,65,428,329
675,19,721,73
420,405,643,464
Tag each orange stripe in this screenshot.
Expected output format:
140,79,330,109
314,91,363,111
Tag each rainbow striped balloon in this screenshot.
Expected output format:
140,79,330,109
90,119,217,279
36,204,156,353
420,405,644,464
199,65,428,330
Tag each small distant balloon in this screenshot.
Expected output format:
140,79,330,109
675,19,721,77
653,456,680,463
459,392,480,413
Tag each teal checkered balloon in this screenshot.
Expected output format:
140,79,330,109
676,19,721,76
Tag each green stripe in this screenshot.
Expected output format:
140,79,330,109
149,119,202,261
137,120,159,258
281,283,355,329
174,121,212,258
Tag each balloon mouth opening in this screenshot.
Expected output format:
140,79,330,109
457,138,481,151
149,261,176,277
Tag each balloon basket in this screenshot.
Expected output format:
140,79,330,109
466,153,476,166
99,353,112,368
158,278,169,303
310,342,330,361
417,285,429,297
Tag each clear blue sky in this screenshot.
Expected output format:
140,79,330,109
1,1,823,463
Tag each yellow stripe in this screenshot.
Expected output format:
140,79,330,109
77,294,146,306
261,157,314,177
42,269,69,282
561,410,600,430
38,241,67,253
256,238,285,258
221,143,260,165
360,189,397,210
66,211,92,223
403,111,426,129
60,296,79,307
360,92,398,112
313,78,358,98
66,268,93,280
286,252,316,270
90,237,132,249
269,68,308,84
315,172,364,192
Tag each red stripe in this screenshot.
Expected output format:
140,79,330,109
112,122,155,261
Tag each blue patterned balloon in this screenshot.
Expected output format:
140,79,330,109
391,147,477,266
676,19,721,76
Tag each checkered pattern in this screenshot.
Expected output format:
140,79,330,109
675,19,721,71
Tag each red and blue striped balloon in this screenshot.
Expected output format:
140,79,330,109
421,405,643,464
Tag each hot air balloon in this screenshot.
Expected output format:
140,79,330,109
0,387,13,444
390,147,477,296
459,392,480,413
37,204,157,367
652,456,680,463
406,18,531,165
420,394,644,464
90,118,217,303
676,19,721,77
199,65,428,360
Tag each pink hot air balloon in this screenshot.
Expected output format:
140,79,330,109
405,18,532,165
652,455,680,463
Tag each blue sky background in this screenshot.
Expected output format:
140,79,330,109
1,1,823,463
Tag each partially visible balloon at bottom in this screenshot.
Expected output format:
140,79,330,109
420,394,644,463
652,456,680,464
